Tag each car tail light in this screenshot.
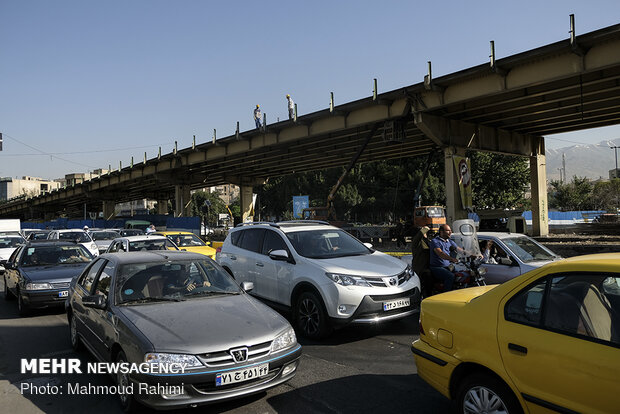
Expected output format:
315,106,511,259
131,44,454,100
216,247,222,253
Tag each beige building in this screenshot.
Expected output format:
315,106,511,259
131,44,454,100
0,176,61,201
57,169,109,187
210,184,239,205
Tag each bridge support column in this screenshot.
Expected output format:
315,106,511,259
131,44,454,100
530,152,549,236
103,201,116,220
444,147,469,226
157,199,168,215
174,185,191,217
240,186,254,223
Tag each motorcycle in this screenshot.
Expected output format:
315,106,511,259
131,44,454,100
424,219,487,296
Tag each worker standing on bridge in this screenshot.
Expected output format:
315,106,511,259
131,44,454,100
253,104,262,129
286,94,294,120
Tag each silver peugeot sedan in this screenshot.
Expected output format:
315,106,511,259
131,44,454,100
66,251,301,411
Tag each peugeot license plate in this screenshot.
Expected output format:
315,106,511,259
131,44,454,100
58,291,68,298
215,363,269,386
383,298,410,311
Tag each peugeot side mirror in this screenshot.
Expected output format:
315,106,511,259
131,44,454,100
241,281,254,292
83,294,107,310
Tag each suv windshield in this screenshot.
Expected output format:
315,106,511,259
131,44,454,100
286,229,370,259
116,259,240,304
502,237,558,263
21,245,93,266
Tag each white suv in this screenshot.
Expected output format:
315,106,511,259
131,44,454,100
216,221,421,339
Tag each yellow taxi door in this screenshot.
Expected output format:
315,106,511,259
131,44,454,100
496,274,620,414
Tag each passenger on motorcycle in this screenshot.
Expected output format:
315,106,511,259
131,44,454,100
429,224,465,292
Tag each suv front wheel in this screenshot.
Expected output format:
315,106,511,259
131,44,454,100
294,291,332,339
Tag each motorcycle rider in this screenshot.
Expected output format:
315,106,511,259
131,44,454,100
429,224,465,292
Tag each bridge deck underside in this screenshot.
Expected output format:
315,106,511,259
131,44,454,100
428,65,620,136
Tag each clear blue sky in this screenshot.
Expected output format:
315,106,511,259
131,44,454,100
1,0,620,180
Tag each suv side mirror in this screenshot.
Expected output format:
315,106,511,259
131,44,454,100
241,281,254,292
269,249,292,262
83,294,107,310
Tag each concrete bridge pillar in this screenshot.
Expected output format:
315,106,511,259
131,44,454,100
530,152,549,236
103,201,116,220
240,186,254,223
157,199,169,215
174,185,192,217
444,147,470,226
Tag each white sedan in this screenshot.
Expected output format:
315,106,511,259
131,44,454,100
475,232,562,284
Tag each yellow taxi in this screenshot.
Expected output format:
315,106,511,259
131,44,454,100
412,253,620,414
152,231,216,259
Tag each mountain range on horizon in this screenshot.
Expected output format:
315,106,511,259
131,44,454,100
545,137,620,182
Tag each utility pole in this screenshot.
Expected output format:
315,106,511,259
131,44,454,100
562,153,566,183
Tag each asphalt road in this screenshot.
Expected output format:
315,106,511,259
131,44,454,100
0,278,450,414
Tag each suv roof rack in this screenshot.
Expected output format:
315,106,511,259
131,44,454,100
235,222,280,228
277,220,330,226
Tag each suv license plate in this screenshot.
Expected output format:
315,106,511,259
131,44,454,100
58,291,68,298
216,363,269,386
383,298,410,311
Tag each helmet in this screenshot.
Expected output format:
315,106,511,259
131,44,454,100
83,225,89,230
286,94,290,98
256,104,259,108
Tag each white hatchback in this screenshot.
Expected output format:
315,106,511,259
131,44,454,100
216,221,421,339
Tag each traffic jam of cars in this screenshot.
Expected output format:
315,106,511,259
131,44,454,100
1,221,619,413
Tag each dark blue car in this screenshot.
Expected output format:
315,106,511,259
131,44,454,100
2,240,93,316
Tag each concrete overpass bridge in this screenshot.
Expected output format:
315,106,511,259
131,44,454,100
2,20,620,236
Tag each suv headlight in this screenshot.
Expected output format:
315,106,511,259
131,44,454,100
404,264,414,281
145,353,203,368
25,282,53,290
326,272,371,287
271,328,296,353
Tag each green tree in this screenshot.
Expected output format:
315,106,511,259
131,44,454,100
468,152,530,210
548,176,594,211
256,151,530,222
190,190,228,226
591,179,620,211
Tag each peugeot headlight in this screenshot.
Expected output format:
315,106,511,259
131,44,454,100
25,282,53,290
325,272,371,287
271,328,296,353
144,353,203,368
